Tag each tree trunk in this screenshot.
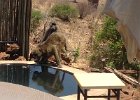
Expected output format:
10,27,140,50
138,71,140,89
73,0,77,3
104,67,140,87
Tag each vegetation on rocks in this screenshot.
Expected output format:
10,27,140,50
49,3,78,21
72,47,80,63
91,16,140,70
31,10,44,32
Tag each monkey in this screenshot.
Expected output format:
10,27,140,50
41,22,57,42
30,21,71,68
30,32,68,68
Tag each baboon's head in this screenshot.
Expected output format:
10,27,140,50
30,47,42,62
49,22,57,33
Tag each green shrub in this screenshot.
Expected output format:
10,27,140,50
72,47,80,63
31,10,43,32
49,3,78,21
91,16,140,70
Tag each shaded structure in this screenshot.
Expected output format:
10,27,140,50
0,0,32,59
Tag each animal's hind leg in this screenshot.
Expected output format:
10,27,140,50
52,46,62,68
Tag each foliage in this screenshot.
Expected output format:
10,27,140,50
91,16,140,70
31,10,43,32
49,3,78,21
72,47,80,63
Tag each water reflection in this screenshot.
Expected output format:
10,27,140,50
0,65,77,96
32,70,64,95
0,65,29,86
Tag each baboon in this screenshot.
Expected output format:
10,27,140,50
30,21,70,68
41,22,57,42
30,21,72,68
30,32,68,68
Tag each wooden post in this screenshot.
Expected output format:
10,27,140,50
0,0,32,60
138,71,140,90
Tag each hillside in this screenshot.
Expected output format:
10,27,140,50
30,0,101,69
30,0,140,99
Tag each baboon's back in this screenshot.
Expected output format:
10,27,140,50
39,33,67,53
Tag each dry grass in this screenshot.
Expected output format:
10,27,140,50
30,0,106,65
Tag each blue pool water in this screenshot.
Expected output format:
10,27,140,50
0,65,77,97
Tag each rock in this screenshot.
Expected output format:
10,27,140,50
0,52,10,60
15,56,26,61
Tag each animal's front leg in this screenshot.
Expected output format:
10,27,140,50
52,46,62,68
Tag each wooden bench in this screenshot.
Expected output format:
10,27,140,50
74,73,125,100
